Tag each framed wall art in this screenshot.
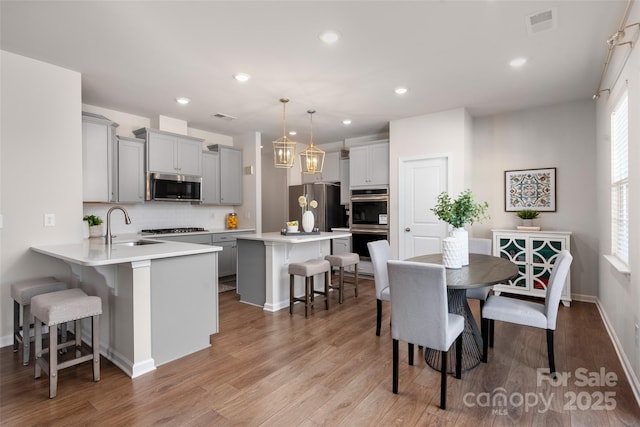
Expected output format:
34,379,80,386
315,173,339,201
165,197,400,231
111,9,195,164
505,167,556,212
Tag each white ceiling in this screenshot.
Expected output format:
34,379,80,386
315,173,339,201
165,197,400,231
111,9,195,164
0,1,625,145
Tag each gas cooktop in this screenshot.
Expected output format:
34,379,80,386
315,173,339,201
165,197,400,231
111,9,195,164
140,227,207,235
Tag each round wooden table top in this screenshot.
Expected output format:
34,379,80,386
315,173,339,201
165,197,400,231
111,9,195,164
406,253,519,290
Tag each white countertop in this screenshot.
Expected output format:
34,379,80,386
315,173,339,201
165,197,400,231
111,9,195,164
236,231,351,244
31,236,222,267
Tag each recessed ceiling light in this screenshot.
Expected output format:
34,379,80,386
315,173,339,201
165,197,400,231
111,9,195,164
176,97,190,105
395,87,408,95
342,119,352,125
289,131,297,136
319,31,340,44
233,73,251,82
509,57,527,68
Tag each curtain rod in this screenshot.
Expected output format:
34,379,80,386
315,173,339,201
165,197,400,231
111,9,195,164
593,0,637,100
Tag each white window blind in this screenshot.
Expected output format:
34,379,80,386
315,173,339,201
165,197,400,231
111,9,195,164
611,92,629,264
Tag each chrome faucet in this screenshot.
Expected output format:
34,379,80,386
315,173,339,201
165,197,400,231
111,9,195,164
105,206,132,245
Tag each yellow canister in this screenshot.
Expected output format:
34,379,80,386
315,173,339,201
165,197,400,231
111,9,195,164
226,213,238,229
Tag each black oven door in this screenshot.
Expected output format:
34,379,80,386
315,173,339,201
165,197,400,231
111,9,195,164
351,229,389,261
350,196,388,229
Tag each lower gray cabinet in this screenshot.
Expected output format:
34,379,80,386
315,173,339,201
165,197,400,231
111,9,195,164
155,231,253,278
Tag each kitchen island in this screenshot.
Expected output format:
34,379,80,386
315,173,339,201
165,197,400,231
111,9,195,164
236,231,351,311
31,237,221,378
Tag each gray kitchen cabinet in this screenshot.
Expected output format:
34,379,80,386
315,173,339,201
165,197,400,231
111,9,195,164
201,151,220,204
349,141,389,188
82,112,119,202
117,136,145,203
209,145,243,205
133,128,203,176
340,158,350,205
302,151,340,183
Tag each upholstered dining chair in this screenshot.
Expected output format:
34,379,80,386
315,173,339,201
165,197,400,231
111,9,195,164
481,250,572,376
466,238,493,343
368,240,391,336
387,260,464,410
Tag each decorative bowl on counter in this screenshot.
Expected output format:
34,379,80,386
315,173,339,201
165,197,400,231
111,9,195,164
286,221,299,232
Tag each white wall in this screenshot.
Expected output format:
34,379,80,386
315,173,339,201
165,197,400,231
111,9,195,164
595,2,640,395
472,100,599,298
0,51,83,340
389,108,471,257
234,132,261,232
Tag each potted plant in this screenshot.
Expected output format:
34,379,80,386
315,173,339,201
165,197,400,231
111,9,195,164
83,215,104,238
298,195,318,232
516,209,540,230
431,189,489,266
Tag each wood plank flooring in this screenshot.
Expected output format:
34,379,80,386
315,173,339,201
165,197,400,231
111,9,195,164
2,277,639,426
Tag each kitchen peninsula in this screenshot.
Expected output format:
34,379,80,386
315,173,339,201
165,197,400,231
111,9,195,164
236,231,351,311
31,237,221,378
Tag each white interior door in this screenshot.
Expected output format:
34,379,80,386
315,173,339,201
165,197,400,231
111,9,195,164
399,157,448,259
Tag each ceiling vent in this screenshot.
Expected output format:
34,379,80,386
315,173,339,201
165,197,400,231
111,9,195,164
212,113,237,121
526,8,557,35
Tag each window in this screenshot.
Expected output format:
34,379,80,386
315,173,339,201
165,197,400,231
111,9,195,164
611,92,629,265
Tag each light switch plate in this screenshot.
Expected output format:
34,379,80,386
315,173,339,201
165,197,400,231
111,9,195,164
44,213,56,227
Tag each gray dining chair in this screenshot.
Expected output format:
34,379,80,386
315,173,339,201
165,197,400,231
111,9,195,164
388,260,464,410
368,240,391,336
467,237,492,345
481,250,572,376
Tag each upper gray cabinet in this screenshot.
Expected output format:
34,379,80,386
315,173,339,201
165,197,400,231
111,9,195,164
208,145,243,205
302,151,340,183
349,141,389,188
117,136,145,203
201,151,220,204
82,112,118,202
133,128,203,176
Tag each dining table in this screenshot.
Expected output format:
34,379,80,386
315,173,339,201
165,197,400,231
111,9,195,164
407,252,519,372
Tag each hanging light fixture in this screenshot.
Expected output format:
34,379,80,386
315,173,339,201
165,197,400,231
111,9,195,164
299,109,325,174
272,98,296,168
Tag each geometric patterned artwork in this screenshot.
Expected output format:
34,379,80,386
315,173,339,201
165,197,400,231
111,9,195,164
505,167,556,211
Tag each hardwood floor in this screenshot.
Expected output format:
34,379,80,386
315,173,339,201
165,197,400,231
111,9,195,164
2,277,639,426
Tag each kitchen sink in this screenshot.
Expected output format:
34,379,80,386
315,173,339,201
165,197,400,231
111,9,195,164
115,240,163,246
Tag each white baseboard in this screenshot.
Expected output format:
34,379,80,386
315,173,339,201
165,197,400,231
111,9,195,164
595,298,640,407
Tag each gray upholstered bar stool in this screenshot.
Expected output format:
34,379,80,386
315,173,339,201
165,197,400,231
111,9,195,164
11,277,69,365
289,258,331,318
32,288,102,398
324,253,360,304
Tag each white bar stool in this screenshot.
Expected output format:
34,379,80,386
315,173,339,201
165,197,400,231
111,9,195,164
289,258,331,318
11,277,68,365
325,253,360,304
32,288,102,398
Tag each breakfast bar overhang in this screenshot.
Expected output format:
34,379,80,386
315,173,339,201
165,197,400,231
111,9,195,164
236,231,351,311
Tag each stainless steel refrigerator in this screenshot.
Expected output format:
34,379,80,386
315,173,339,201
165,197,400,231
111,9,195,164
288,183,347,231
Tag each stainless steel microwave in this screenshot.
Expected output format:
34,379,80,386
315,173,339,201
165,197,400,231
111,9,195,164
146,172,202,202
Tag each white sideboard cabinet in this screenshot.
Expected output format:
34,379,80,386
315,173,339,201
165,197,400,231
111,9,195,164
492,229,572,307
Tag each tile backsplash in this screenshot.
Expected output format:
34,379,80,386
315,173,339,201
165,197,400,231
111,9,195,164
83,202,234,235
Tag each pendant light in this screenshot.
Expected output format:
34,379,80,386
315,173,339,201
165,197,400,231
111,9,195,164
273,98,296,168
299,109,325,174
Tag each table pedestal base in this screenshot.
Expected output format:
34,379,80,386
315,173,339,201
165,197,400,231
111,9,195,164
425,289,483,373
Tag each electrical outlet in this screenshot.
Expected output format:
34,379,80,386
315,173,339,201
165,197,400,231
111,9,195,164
44,213,56,227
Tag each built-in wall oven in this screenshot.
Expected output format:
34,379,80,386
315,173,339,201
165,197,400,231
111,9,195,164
350,188,389,260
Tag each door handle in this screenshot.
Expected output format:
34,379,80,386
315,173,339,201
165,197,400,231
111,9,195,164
405,227,411,232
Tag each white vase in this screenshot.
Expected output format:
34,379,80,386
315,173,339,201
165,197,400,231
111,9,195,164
450,227,469,266
442,237,461,269
89,224,103,238
302,210,315,232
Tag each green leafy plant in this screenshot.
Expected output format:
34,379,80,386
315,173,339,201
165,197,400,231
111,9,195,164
431,189,489,228
516,209,539,220
83,215,103,226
